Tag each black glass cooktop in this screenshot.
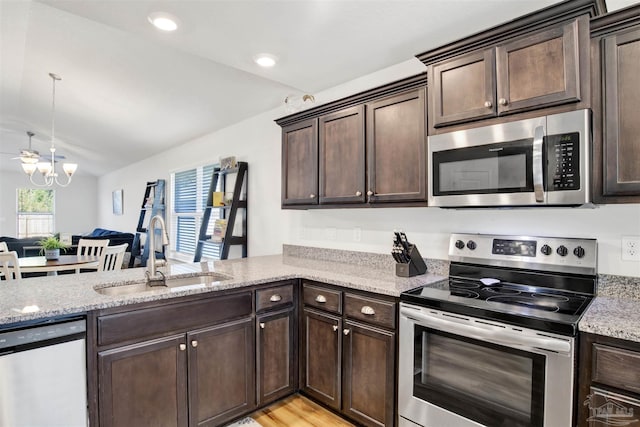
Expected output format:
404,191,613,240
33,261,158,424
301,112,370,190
401,263,595,336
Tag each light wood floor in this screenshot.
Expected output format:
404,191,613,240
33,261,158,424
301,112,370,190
251,395,355,427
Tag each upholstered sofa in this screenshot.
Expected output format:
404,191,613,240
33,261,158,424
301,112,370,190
72,228,134,252
0,236,48,257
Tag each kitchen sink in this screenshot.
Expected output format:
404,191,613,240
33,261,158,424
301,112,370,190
95,272,232,296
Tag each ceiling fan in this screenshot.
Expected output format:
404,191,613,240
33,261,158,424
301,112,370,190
0,131,66,163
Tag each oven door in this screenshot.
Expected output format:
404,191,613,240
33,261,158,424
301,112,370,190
398,304,575,427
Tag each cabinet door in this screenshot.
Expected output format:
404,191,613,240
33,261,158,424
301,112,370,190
319,106,366,204
257,308,296,406
366,88,427,203
602,28,640,197
301,308,342,410
496,19,581,114
282,118,319,206
98,335,188,427
431,49,496,126
342,320,395,427
188,317,255,427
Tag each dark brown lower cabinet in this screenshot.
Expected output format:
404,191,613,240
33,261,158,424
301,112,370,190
300,284,397,427
342,320,395,427
189,318,255,427
98,335,188,427
98,316,255,427
301,307,342,410
257,307,296,406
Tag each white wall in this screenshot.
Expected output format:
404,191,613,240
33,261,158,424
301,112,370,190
0,169,98,236
98,58,640,278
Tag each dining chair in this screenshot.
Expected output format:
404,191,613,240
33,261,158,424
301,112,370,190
77,238,110,257
0,251,21,281
0,242,8,252
98,243,128,272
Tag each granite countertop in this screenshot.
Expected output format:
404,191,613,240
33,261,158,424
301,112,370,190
0,253,447,327
579,297,640,342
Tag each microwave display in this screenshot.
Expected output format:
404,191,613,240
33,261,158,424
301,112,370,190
546,132,580,191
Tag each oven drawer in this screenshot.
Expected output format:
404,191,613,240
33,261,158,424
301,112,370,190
345,293,395,329
593,344,640,395
303,283,342,314
256,282,294,312
585,387,640,427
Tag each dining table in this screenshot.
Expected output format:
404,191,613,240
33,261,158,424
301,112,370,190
18,255,100,276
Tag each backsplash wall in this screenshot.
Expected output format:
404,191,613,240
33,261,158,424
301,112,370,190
281,204,640,277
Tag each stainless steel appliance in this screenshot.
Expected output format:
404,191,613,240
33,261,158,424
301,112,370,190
0,317,87,427
399,233,597,427
428,109,591,207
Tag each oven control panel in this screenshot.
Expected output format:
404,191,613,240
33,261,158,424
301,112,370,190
449,233,597,275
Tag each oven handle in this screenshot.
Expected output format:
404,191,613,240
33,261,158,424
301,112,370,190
401,307,571,353
533,125,545,203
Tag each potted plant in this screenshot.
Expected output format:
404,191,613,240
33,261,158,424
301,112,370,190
38,236,68,260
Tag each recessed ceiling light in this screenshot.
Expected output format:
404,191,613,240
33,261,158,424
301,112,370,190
254,53,278,68
148,12,179,32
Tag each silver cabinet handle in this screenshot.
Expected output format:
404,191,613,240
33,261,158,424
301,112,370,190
484,101,492,108
269,294,282,302
315,295,327,303
260,323,265,329
179,344,186,351
355,191,362,196
332,325,339,332
367,190,374,196
309,194,316,199
361,306,375,316
532,125,545,203
498,98,508,106
191,340,198,348
343,329,350,336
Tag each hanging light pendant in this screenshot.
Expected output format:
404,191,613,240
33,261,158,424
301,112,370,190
23,73,78,187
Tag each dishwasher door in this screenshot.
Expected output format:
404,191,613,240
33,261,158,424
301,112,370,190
0,318,87,427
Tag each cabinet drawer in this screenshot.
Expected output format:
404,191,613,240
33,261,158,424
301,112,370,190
303,283,342,314
593,344,640,394
585,387,640,427
344,293,396,329
98,292,252,346
256,283,294,312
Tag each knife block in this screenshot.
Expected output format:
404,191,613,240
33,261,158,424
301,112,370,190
395,245,427,277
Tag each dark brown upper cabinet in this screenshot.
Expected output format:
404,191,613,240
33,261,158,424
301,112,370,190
432,49,496,126
319,106,366,204
281,118,318,206
366,88,427,203
430,18,583,127
276,73,427,209
496,19,580,114
418,0,605,132
591,5,640,203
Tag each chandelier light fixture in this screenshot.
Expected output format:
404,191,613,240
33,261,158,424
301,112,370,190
22,73,77,187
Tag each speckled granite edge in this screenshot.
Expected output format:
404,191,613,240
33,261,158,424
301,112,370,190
596,273,640,300
283,244,450,276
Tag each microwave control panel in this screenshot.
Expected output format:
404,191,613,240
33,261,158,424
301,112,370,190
546,132,580,191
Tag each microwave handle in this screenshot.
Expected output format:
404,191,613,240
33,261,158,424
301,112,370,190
532,125,545,203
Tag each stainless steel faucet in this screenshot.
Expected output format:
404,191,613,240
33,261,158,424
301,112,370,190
145,215,169,284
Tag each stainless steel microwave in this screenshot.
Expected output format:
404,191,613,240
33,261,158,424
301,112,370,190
428,109,591,207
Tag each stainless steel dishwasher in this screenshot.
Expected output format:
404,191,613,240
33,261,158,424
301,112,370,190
0,316,87,427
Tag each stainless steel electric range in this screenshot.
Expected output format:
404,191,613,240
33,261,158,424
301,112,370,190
399,233,597,427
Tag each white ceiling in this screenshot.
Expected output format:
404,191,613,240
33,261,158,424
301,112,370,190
0,0,635,177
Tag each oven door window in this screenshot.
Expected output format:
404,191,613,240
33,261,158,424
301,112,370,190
413,326,545,427
433,138,534,196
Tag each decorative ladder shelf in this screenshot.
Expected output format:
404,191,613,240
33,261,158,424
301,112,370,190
129,179,166,267
194,162,247,262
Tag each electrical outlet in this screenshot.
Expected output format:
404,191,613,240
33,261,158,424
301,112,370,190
622,236,640,261
353,227,362,242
